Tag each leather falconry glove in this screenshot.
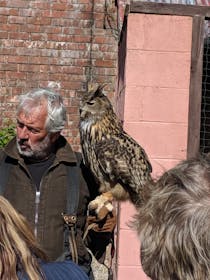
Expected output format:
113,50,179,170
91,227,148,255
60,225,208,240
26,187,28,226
86,195,117,233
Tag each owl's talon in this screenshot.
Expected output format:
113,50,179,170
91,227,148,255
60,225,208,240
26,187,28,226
88,194,113,220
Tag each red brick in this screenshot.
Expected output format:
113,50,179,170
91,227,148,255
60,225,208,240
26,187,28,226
7,56,28,64
8,16,26,24
0,64,17,71
19,24,41,33
9,32,29,40
94,59,116,68
8,72,26,80
29,2,50,10
27,17,51,25
0,15,7,23
1,23,19,31
51,10,70,18
0,32,8,38
6,0,29,8
0,1,6,7
18,64,40,72
52,3,73,11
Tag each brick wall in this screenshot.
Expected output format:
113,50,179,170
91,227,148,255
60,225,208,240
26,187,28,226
0,0,119,150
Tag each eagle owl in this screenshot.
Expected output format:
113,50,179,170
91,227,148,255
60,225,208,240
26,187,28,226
79,85,152,214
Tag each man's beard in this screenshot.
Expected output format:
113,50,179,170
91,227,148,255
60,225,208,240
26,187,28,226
17,134,53,160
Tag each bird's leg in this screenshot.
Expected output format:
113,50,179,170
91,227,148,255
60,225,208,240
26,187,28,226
101,191,114,202
88,191,114,220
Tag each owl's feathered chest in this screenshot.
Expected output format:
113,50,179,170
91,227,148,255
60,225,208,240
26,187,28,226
79,115,120,180
80,114,120,143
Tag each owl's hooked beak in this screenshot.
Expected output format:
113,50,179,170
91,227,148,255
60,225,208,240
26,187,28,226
80,105,89,119
79,108,85,119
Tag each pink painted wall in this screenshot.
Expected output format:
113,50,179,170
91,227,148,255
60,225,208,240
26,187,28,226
117,13,193,279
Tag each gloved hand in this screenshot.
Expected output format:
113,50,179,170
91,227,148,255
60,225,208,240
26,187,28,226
86,209,117,233
85,194,116,233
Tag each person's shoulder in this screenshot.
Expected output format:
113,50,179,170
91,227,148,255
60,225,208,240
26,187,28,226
0,149,6,163
0,137,17,162
40,260,89,280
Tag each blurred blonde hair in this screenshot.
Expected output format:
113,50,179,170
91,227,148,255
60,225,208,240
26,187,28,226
0,195,47,280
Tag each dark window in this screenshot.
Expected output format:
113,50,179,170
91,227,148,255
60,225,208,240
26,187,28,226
200,23,210,154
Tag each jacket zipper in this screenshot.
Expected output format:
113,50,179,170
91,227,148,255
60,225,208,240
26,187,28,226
34,189,40,237
18,159,60,236
34,162,58,237
34,172,46,237
18,160,40,236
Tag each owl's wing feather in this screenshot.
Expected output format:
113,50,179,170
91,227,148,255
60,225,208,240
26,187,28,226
95,133,152,191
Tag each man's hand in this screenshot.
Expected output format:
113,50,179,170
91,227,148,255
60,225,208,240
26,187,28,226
86,210,116,233
86,194,117,232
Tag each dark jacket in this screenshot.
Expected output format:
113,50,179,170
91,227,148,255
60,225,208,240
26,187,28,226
0,136,101,272
18,261,89,280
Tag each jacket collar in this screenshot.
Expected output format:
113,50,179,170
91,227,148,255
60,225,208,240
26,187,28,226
4,136,77,164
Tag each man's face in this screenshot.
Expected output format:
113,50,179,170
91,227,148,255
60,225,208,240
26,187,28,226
16,105,55,160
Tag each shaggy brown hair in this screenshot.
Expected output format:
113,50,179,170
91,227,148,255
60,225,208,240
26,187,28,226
133,156,210,280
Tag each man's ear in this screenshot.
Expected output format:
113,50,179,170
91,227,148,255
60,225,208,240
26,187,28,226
50,132,60,143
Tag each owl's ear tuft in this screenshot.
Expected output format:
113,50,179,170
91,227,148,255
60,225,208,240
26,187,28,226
93,84,107,97
88,82,99,93
87,83,107,99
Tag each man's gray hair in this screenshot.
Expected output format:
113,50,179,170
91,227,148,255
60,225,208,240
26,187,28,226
17,88,67,133
133,155,210,280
